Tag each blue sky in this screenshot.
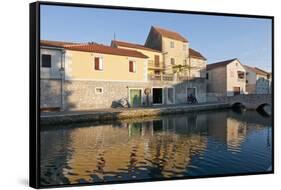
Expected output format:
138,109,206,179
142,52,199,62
41,5,272,71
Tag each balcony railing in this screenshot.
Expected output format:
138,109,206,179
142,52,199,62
148,60,164,69
148,74,174,81
148,74,205,82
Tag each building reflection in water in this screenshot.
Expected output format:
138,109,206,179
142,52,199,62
40,110,272,185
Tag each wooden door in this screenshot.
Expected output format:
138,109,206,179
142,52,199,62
233,87,240,96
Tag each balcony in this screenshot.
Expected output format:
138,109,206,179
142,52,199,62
148,74,205,82
148,74,174,81
148,60,164,70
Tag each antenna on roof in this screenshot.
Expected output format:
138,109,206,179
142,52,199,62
113,32,116,41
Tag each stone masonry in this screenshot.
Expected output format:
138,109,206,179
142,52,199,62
41,78,206,110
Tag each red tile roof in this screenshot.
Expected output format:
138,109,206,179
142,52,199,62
64,43,149,58
189,48,206,60
40,40,78,48
152,26,188,42
244,65,269,76
207,58,237,70
243,64,256,72
254,67,270,76
41,40,148,58
111,40,162,53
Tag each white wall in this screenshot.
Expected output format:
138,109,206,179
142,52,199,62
40,47,63,79
226,60,247,96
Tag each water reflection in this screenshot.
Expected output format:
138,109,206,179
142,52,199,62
40,110,272,186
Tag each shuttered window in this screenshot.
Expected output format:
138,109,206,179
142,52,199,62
94,57,103,70
129,61,136,73
154,55,160,67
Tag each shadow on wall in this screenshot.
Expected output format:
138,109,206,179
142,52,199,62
40,66,76,112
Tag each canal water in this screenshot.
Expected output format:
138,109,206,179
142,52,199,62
40,109,272,186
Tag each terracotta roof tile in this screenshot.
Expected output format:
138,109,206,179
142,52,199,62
41,40,148,58
65,43,149,59
189,48,206,60
111,40,162,53
207,58,237,70
244,65,269,76
40,40,78,48
254,67,270,76
152,26,188,42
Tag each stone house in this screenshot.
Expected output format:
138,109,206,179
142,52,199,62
144,26,206,79
243,65,271,94
40,26,207,111
206,58,247,96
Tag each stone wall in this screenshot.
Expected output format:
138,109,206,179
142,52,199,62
40,79,62,109
41,78,207,110
217,94,272,109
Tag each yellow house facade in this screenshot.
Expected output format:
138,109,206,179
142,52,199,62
64,48,148,82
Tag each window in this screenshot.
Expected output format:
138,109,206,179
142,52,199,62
42,54,51,68
94,57,103,70
129,60,136,73
238,71,245,79
170,58,175,65
95,87,103,94
170,41,174,48
206,73,209,79
154,55,160,67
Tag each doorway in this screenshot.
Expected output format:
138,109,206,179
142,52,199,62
152,88,163,104
129,89,142,107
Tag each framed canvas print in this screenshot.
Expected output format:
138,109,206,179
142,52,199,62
29,1,274,188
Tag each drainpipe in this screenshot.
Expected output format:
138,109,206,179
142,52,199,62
59,50,65,111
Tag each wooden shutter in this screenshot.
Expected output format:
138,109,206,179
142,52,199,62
95,57,100,70
129,61,133,72
154,55,159,67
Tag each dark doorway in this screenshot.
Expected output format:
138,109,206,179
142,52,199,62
152,88,163,104
233,87,240,96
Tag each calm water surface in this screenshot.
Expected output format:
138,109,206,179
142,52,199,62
40,109,272,186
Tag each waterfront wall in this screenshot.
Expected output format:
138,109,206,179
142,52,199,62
40,78,206,110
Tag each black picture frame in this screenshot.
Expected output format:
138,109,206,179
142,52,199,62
30,1,274,189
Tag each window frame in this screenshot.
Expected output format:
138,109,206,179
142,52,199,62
95,87,104,94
